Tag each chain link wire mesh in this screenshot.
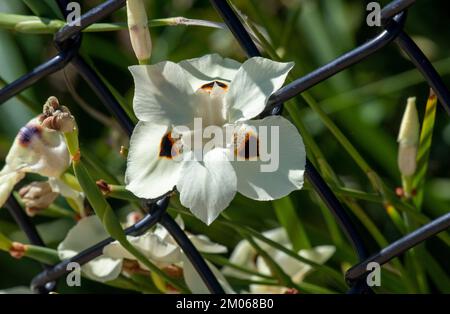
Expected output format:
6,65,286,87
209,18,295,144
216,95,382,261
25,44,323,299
0,0,448,294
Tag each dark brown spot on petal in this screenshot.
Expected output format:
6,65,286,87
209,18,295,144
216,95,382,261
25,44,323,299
159,132,175,159
200,80,228,92
159,132,181,159
237,132,260,160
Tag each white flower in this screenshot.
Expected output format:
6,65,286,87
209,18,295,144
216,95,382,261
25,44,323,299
126,54,306,224
58,215,232,293
222,228,335,294
0,117,70,207
57,216,123,282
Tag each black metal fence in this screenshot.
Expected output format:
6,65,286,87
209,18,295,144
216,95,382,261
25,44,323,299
0,0,449,294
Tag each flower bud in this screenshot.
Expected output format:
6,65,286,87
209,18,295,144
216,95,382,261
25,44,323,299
397,97,420,177
19,181,58,217
127,0,152,63
0,117,71,207
41,96,76,133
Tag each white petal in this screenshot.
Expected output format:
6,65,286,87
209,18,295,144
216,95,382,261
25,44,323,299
57,216,122,282
129,232,182,266
222,240,256,280
48,177,84,212
188,234,228,254
4,119,70,179
299,245,336,264
232,116,305,201
293,246,336,284
249,257,286,293
256,227,290,253
179,54,241,90
182,256,234,294
0,165,25,207
101,240,135,260
249,283,284,294
261,228,289,245
129,63,195,125
255,256,272,277
82,257,123,283
125,121,183,199
103,232,182,268
226,57,294,122
177,148,237,225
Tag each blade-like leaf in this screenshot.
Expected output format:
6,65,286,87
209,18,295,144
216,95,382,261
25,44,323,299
273,197,311,251
413,89,438,210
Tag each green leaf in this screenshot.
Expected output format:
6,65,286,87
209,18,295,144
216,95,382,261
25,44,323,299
22,0,59,18
0,232,12,251
413,90,438,210
272,197,310,251
72,159,125,241
422,250,450,293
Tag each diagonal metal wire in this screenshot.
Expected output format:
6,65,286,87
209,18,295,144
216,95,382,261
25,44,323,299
266,13,406,110
0,0,448,294
346,212,450,284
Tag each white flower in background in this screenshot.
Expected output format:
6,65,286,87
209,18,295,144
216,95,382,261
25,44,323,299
222,228,335,294
126,54,306,225
0,117,70,207
58,215,233,293
58,216,123,282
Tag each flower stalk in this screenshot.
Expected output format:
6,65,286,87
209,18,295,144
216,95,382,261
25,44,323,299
0,12,223,34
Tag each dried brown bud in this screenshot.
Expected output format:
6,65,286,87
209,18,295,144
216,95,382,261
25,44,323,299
19,181,58,217
41,96,76,133
96,179,111,195
43,96,60,116
9,242,27,259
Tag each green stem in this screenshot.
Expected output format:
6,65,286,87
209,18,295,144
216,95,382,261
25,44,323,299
24,245,60,265
0,13,223,34
0,232,12,251
106,185,141,202
273,197,311,250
